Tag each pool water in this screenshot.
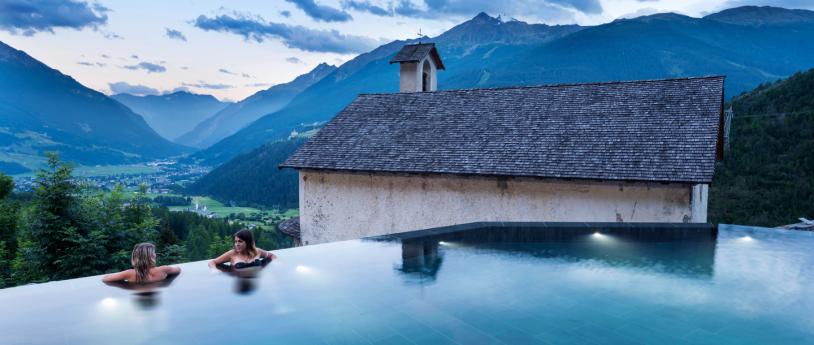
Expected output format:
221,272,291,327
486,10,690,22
1,223,813,345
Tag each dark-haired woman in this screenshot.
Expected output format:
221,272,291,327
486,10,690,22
209,229,277,269
102,243,181,283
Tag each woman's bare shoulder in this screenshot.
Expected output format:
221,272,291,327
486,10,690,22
102,269,135,282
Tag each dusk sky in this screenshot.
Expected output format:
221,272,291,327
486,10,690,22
1,0,811,101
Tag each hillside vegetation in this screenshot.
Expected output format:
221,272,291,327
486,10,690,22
188,138,305,209
709,68,814,226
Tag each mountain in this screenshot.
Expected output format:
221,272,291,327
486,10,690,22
0,41,189,168
709,67,814,226
111,91,231,141
189,6,814,167
175,63,336,149
187,137,306,209
705,5,814,26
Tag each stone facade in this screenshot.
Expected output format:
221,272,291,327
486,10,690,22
298,170,708,245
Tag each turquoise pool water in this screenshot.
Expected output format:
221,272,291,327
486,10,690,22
1,223,812,344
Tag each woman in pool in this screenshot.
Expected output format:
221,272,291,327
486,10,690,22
209,229,277,269
102,243,181,283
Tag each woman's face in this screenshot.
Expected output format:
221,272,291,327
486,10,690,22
234,236,246,253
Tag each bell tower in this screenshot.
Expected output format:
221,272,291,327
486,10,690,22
389,43,445,93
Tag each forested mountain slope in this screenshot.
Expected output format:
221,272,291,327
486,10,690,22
709,68,814,226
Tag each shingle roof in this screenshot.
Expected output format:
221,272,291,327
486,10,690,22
281,76,725,184
389,43,445,70
278,217,300,238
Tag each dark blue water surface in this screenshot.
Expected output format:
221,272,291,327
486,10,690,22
1,223,813,345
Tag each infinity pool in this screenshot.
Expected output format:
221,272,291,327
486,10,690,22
1,223,812,345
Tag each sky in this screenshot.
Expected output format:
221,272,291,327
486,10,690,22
1,0,812,102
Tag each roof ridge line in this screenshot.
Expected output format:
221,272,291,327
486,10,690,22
359,75,726,96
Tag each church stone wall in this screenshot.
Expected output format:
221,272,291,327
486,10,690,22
298,170,706,245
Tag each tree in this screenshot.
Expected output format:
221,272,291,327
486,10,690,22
185,224,212,261
207,234,233,258
0,173,17,287
15,153,84,280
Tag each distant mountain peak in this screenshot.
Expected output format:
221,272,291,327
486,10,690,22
705,6,814,26
623,12,694,23
473,12,494,21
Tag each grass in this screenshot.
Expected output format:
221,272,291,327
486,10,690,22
168,196,298,220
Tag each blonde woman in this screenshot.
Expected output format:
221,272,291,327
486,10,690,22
102,243,181,283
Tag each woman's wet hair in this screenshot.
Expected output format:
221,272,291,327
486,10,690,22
234,229,258,259
131,243,156,283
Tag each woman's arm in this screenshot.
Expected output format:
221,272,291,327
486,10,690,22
159,265,181,275
257,248,277,261
102,269,134,283
208,249,234,268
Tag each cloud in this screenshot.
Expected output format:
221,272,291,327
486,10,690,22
358,0,602,20
109,82,160,96
246,82,273,87
724,0,814,9
123,62,167,73
102,30,121,39
286,56,305,64
342,0,392,16
219,68,237,75
280,10,292,17
167,86,191,93
165,28,187,41
193,13,381,54
219,68,253,78
182,81,233,89
285,0,352,22
101,54,110,59
131,54,139,59
77,61,106,67
0,0,109,35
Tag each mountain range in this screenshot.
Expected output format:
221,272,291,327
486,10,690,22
2,5,814,173
111,91,231,142
189,6,814,166
175,63,336,149
0,41,189,171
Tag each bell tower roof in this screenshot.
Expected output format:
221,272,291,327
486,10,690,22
389,43,445,70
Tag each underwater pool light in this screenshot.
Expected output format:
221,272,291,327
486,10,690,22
100,297,117,309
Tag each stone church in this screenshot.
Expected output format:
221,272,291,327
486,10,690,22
281,43,725,245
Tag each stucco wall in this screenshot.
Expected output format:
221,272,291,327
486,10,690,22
399,62,418,92
398,57,437,92
298,171,704,245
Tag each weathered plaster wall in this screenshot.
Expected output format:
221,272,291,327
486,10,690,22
299,171,704,245
399,57,437,92
399,62,418,92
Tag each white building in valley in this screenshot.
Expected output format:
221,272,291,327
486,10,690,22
281,43,725,245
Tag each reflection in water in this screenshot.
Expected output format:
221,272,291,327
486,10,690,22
397,240,444,284
215,258,271,295
391,224,718,282
103,273,179,310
